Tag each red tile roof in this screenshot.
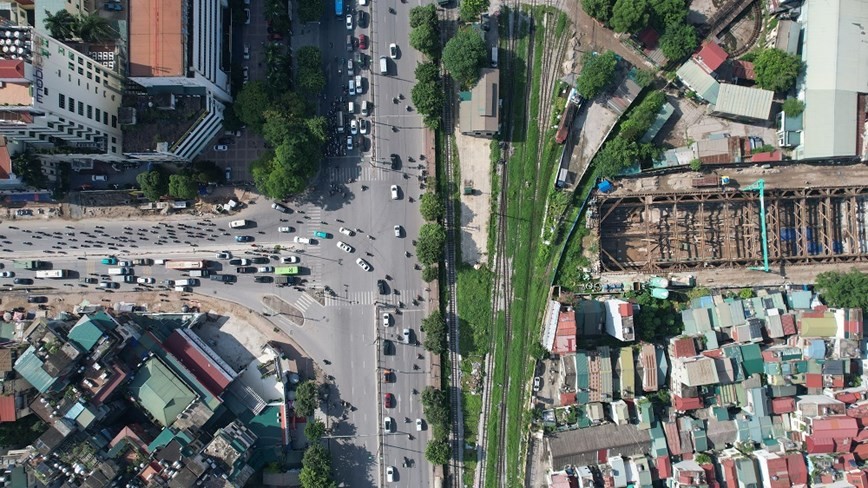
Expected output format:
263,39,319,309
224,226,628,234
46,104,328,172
552,335,577,355
672,338,697,358
731,60,756,80
771,397,795,414
0,59,25,79
693,41,729,73
837,392,862,404
721,459,738,487
806,373,823,389
164,330,233,396
813,416,860,438
553,310,578,355
656,456,672,479
92,363,129,406
0,396,15,422
637,27,660,50
854,443,868,462
856,429,868,443
847,470,868,488
761,351,780,362
806,436,836,454
560,392,577,406
752,150,782,162
766,457,791,488
664,421,682,455
618,303,633,317
781,314,797,336
673,395,704,411
786,454,807,485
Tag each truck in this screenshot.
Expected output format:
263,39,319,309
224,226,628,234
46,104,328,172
175,279,199,286
13,260,44,270
165,260,206,270
275,276,295,285
189,269,210,278
35,270,67,278
691,175,731,188
133,258,153,266
274,266,300,275
229,219,251,229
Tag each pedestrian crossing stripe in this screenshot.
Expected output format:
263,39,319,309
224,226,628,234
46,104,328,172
329,164,391,183
324,289,420,307
295,293,318,312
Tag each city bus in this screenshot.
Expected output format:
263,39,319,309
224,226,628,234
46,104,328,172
35,270,68,278
274,266,299,276
164,260,206,270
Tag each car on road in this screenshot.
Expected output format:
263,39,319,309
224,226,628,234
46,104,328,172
103,2,123,10
214,144,229,152
162,279,175,286
346,135,353,151
383,368,393,382
99,281,118,289
390,185,399,200
118,260,132,267
383,313,391,326
394,225,402,237
361,100,369,116
0,271,14,278
350,119,358,135
339,227,355,236
356,258,371,271
355,75,363,93
254,276,273,283
133,258,153,265
358,33,368,49
533,376,542,392
272,202,291,213
383,339,394,355
243,44,250,60
402,328,411,343
389,43,398,59
211,274,236,283
345,13,353,30
236,267,256,274
278,226,293,233
244,8,250,23
101,257,118,265
390,153,400,169
257,266,274,273
123,275,137,283
348,78,356,96
235,235,254,242
242,66,249,82
80,277,98,284
359,119,368,134
383,393,394,408
27,295,47,303
336,241,354,253
313,231,331,239
251,257,270,264
281,256,300,264
225,166,232,181
416,419,423,431
383,416,393,432
13,278,33,285
355,52,366,68
386,466,395,483
229,258,249,266
294,236,312,244
137,277,156,284
377,279,387,294
216,251,232,260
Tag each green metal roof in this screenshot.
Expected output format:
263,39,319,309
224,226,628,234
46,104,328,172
0,323,15,342
740,344,764,376
68,316,107,352
128,358,196,427
676,61,720,103
575,352,589,405
14,346,57,393
801,315,837,337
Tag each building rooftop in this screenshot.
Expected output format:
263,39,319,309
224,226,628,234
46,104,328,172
548,422,651,468
693,40,729,73
129,0,185,77
458,68,499,136
677,60,721,104
128,357,197,427
164,329,236,397
711,84,774,121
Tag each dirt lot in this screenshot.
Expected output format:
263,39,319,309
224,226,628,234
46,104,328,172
455,132,493,266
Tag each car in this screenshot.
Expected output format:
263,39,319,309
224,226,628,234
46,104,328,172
118,260,132,267
161,279,176,286
0,271,13,278
254,276,273,283
382,368,393,382
355,52,365,67
80,277,98,284
355,75,363,93
235,235,254,242
389,43,398,59
377,279,387,295
137,277,156,284
346,135,354,151
346,58,354,75
346,13,353,30
394,225,402,237
348,79,356,95
358,33,368,49
383,339,394,355
402,328,411,343
278,226,293,233
281,256,300,264
384,393,394,408
242,66,249,82
13,278,32,285
211,274,236,283
359,0,367,5
99,281,118,289
350,119,358,135
383,416,393,432
27,295,47,303
123,275,137,283
92,175,108,181
313,231,331,239
103,2,123,10
272,202,291,213
216,251,232,260
214,144,229,151
294,236,312,244
225,166,232,181
533,376,542,392
383,313,391,326
361,100,369,116
416,419,423,431
336,241,354,253
236,267,256,274
101,257,118,265
346,34,353,51
386,466,395,483
251,257,270,264
133,258,153,266
390,153,400,170
175,286,193,292
244,8,250,24
243,44,250,60
339,227,355,236
359,119,368,134
390,185,399,200
356,258,371,271
229,258,250,266
257,266,274,273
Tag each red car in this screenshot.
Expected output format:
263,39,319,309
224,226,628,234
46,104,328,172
384,393,394,408
358,34,368,50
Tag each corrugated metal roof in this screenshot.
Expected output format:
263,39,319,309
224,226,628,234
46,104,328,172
802,315,837,337
68,316,106,352
640,102,675,143
676,61,720,103
13,346,57,393
0,396,15,422
712,84,773,120
128,358,196,427
740,344,764,376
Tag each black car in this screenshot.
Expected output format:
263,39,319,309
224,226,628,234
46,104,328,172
235,235,254,242
254,276,273,283
390,154,400,170
383,339,394,355
377,279,388,295
251,257,270,264
27,296,47,303
236,266,256,274
210,274,236,283
80,277,98,284
228,258,244,266
13,278,33,285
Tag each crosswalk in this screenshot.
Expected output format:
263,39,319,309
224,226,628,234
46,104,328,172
329,162,392,183
294,293,320,313
325,289,421,307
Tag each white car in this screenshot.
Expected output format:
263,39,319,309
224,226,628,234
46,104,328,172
214,144,229,151
348,79,356,95
383,313,391,326
346,13,353,30
359,119,368,134
337,241,354,253
118,261,132,267
350,119,358,135
390,185,399,200
216,251,232,260
402,328,411,343
243,44,250,60
257,266,274,273
339,227,355,236
359,0,367,5
389,43,398,59
355,75,363,93
294,236,312,244
383,416,393,432
278,226,292,233
416,418,423,431
136,277,155,284
386,466,395,482
356,258,371,271
281,256,299,264
347,136,354,151
0,271,13,278
394,225,402,237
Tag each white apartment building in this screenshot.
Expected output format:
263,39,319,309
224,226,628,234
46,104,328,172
0,27,125,156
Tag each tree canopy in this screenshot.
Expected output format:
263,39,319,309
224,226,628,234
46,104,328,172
298,0,324,23
422,310,447,354
442,28,488,89
295,380,319,417
782,97,805,116
816,269,868,311
626,289,681,341
610,0,649,33
304,419,326,441
581,0,614,22
576,51,618,99
44,10,78,40
659,22,698,61
754,48,803,92
409,5,441,59
421,387,450,426
234,81,272,130
299,443,337,488
11,153,45,189
420,192,444,221
136,169,168,201
297,46,327,94
168,174,198,200
595,137,640,178
651,0,689,28
416,223,446,266
459,0,489,22
425,438,452,465
618,91,665,141
412,62,445,129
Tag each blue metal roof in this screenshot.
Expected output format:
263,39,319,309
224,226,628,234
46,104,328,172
14,346,57,393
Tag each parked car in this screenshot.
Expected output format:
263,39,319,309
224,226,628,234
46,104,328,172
244,8,250,23
294,236,312,244
251,257,270,264
416,419,423,431
80,277,98,284
383,416,393,432
337,241,354,253
235,235,254,242
377,279,387,294
257,266,274,273
402,328,411,343
13,278,33,285
350,119,358,135
339,227,355,236
101,257,118,265
137,277,156,284
359,119,368,134
313,231,331,239
386,466,395,482
272,202,291,213
243,44,250,60
383,313,391,326
0,271,14,278
27,296,47,303
254,276,273,283
389,43,398,59
99,281,119,289
356,258,371,271
214,144,229,151
394,225,402,237
229,258,249,266
383,393,394,408
345,13,353,30
358,34,368,49
216,251,232,260
236,267,256,274
278,226,293,233
281,256,300,264
391,185,400,200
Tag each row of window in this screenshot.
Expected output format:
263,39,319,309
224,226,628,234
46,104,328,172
57,93,117,128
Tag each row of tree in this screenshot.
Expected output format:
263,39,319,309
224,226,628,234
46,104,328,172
293,383,338,488
420,387,452,465
44,10,119,43
134,161,225,201
594,90,665,177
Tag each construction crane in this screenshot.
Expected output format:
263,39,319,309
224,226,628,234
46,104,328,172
741,179,769,272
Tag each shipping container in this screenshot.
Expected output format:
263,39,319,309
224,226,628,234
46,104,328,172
691,176,720,188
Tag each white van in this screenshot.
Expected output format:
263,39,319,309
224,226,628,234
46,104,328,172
348,101,355,114
491,47,498,68
229,220,250,229
107,267,130,275
154,259,166,265
361,100,369,116
174,286,192,292
175,279,199,286
379,56,388,75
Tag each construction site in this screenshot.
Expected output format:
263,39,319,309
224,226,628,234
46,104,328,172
590,164,868,286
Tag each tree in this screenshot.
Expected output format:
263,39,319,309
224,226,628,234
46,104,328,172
192,160,225,183
618,91,665,141
627,289,681,341
11,153,45,189
298,0,325,23
306,116,330,144
442,28,488,89
297,47,326,94
576,51,617,99
136,170,168,201
304,419,326,441
410,4,437,28
753,48,803,92
689,158,702,171
295,380,319,417
581,0,614,22
168,174,198,200
651,0,688,28
421,387,450,426
694,453,712,465
595,137,640,178
738,288,754,299
425,438,452,465
77,13,117,43
416,223,446,266
610,0,649,33
782,97,805,116
422,265,439,282
234,81,272,130
299,443,337,488
409,5,441,59
659,23,698,61
412,64,445,126
459,0,489,22
633,69,655,88
44,10,79,40
816,269,868,311
420,192,444,221
0,416,46,449
422,310,447,354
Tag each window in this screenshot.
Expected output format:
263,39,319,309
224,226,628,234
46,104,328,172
77,67,83,75
77,101,83,116
103,113,108,125
77,56,83,65
57,46,65,55
111,115,117,128
86,72,92,80
58,93,65,109
86,105,92,119
95,108,101,122
111,136,116,143
86,62,91,69
68,97,75,112
68,62,74,70
43,87,48,96
95,76,101,84
68,52,74,61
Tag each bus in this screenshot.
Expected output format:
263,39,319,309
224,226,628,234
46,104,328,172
335,0,342,16
35,270,67,278
274,266,299,276
165,260,206,270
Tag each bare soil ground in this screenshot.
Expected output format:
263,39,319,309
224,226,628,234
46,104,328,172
455,132,493,266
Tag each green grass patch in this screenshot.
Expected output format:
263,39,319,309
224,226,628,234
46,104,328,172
464,392,483,444
555,12,568,38
457,265,493,356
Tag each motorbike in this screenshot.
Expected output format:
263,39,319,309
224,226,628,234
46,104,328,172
392,126,398,132
388,7,395,13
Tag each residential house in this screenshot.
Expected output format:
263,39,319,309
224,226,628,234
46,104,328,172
552,308,578,356
709,84,774,122
755,449,792,488
617,348,635,399
668,459,708,488
604,300,636,342
546,423,652,468
458,68,500,138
